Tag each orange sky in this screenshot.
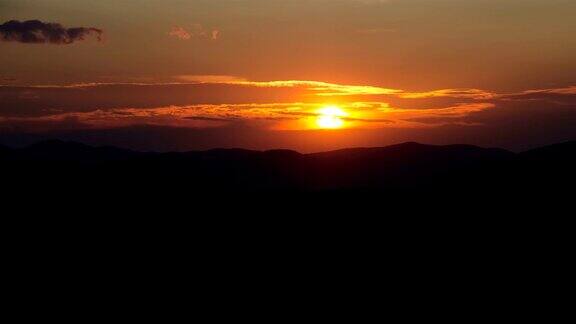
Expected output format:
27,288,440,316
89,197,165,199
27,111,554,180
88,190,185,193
1,0,576,151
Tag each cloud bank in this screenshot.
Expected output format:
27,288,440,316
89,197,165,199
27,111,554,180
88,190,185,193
1,78,575,151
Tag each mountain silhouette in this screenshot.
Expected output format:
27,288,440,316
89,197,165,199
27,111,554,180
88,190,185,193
520,141,576,161
3,139,574,201
2,138,574,251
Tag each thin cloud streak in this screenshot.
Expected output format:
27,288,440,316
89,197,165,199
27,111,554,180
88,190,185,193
4,78,504,99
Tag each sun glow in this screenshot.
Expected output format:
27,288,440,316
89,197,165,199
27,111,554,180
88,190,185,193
316,105,348,129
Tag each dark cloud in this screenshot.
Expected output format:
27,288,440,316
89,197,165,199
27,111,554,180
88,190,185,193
0,20,102,44
501,90,576,106
343,117,394,123
184,116,237,122
0,83,306,117
0,81,499,118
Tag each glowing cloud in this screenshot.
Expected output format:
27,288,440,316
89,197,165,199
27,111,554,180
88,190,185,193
168,24,220,41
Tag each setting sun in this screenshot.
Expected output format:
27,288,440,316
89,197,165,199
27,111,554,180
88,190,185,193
316,106,347,129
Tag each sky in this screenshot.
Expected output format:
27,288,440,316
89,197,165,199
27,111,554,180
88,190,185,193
1,0,576,152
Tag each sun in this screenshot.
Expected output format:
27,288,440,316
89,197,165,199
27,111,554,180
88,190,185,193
316,105,347,129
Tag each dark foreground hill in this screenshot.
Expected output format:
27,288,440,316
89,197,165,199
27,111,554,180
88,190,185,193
1,140,574,203
2,140,573,265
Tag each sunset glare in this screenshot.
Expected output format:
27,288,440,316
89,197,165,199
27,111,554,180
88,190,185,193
316,106,347,129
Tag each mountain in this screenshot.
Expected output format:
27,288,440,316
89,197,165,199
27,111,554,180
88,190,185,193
1,140,574,201
20,139,140,161
2,139,575,217
0,140,509,189
520,141,576,161
0,143,12,156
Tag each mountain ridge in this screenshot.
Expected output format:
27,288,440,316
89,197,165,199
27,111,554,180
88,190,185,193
0,139,533,156
1,139,574,197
